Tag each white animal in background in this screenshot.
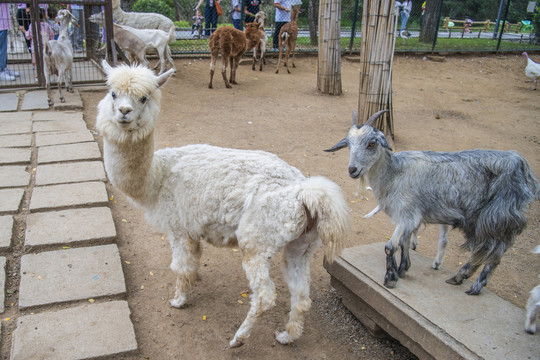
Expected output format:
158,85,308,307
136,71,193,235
96,61,349,348
525,245,540,334
43,9,79,106
522,51,540,90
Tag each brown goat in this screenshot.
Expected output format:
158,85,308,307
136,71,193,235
275,7,299,74
245,11,267,71
208,26,258,89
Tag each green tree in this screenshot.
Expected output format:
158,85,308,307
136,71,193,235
133,0,175,19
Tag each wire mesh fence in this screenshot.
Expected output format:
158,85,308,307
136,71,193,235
1,0,539,89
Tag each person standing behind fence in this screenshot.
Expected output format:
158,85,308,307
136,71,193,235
196,0,220,37
243,0,260,23
23,8,54,82
16,3,31,52
232,0,242,30
399,0,412,35
273,0,291,50
0,2,18,81
68,1,83,51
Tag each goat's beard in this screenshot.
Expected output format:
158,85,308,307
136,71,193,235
355,174,370,200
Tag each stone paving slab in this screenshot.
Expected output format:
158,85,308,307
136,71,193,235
35,130,95,147
0,93,19,112
0,121,31,136
0,166,31,188
0,257,5,313
35,161,106,185
325,242,540,360
19,244,126,308
10,301,138,360
52,89,83,111
20,90,49,111
32,111,83,122
0,188,24,213
0,148,31,164
37,142,101,164
0,134,32,148
0,112,31,122
25,207,116,247
32,119,88,133
30,181,108,211
0,216,13,249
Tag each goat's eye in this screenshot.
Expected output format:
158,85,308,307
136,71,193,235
111,92,116,99
367,141,377,149
140,96,147,104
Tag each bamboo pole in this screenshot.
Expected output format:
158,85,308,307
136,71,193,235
317,0,342,95
358,0,397,139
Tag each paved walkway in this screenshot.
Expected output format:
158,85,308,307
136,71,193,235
0,89,137,359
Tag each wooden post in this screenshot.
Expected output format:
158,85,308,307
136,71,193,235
317,0,342,95
357,0,397,139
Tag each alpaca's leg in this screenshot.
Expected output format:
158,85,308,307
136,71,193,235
229,56,237,85
221,55,231,88
169,235,202,308
230,249,277,348
252,47,256,71
276,230,320,345
209,52,218,88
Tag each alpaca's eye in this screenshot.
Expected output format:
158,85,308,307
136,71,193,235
367,141,377,149
111,92,116,99
141,96,147,104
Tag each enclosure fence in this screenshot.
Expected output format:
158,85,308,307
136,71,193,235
1,0,539,89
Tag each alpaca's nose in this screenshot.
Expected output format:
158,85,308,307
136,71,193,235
119,106,132,115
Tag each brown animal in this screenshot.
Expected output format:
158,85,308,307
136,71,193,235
208,26,258,89
244,21,266,72
275,7,299,74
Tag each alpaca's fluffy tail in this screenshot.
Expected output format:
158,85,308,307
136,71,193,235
298,176,349,263
168,25,176,43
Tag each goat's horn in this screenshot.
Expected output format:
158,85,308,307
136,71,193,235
352,110,358,127
364,110,388,127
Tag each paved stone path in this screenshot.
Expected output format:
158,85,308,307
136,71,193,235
0,90,137,359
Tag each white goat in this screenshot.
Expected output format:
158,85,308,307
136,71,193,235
111,0,175,40
88,13,148,66
326,110,540,295
250,11,267,71
96,61,349,347
43,9,79,106
115,24,175,74
525,245,540,334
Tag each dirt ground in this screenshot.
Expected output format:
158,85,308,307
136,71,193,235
81,52,540,360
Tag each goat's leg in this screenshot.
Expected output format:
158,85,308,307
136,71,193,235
44,70,53,106
446,261,480,286
284,45,292,74
165,45,175,73
384,224,414,288
168,235,202,308
291,40,296,68
259,46,264,71
398,238,412,278
230,249,277,348
57,70,65,103
275,43,284,74
525,284,540,334
466,257,502,295
432,224,450,269
275,231,320,345
158,48,166,75
410,225,421,250
66,69,73,93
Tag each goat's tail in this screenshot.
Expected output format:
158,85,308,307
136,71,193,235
298,176,349,263
168,25,176,43
44,37,52,57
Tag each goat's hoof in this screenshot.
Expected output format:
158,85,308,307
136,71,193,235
60,98,65,103
525,326,536,334
432,262,441,270
465,286,482,296
384,270,399,288
275,330,292,345
229,338,244,348
445,276,462,285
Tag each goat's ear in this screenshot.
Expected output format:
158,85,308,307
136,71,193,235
157,68,175,89
324,138,348,152
101,60,113,76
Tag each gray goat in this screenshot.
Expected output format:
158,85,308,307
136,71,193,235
326,110,540,295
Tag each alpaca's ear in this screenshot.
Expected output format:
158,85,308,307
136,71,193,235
157,68,175,89
101,60,113,76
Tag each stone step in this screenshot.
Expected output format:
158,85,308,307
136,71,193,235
324,242,539,360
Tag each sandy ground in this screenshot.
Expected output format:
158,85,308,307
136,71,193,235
81,52,540,359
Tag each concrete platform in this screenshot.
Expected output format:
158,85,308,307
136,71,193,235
25,207,116,247
10,301,137,360
29,181,108,211
34,161,106,185
324,242,539,360
19,244,126,308
20,90,49,111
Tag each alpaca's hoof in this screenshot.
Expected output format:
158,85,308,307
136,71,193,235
169,297,186,308
275,330,292,345
229,338,244,348
208,84,213,89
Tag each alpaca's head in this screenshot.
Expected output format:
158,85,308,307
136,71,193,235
96,60,174,143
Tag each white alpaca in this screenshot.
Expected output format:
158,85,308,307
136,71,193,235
96,61,349,348
525,245,540,334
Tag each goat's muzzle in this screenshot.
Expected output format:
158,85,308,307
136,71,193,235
348,166,362,179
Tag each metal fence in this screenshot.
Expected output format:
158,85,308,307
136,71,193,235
1,0,539,89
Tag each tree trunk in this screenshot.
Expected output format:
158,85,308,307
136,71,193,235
419,0,442,43
173,0,182,21
317,0,342,95
308,0,318,46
